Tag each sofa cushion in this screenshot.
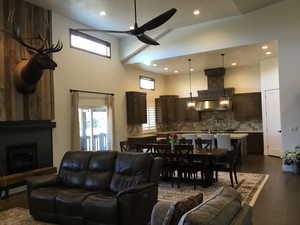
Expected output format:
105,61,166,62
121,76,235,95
179,187,241,225
56,188,97,217
110,152,153,193
163,193,203,225
59,151,92,188
82,191,118,225
30,186,67,215
84,151,117,191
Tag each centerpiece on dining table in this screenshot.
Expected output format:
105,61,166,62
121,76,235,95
169,133,179,151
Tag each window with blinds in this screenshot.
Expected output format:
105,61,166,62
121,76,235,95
142,107,156,131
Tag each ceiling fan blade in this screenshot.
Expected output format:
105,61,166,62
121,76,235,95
72,28,130,34
136,8,177,33
137,34,160,45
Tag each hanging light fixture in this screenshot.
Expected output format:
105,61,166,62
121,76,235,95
187,58,196,108
219,54,231,109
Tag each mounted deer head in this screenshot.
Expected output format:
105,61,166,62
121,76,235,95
2,12,63,94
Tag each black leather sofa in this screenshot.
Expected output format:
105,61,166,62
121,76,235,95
26,151,163,225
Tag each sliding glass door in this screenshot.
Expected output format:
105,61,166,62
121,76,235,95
79,106,109,151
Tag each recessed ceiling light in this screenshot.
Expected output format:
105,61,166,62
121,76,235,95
143,61,151,66
193,10,200,15
99,11,107,16
164,67,169,71
262,45,268,50
152,64,157,67
232,62,237,66
190,68,194,72
129,26,134,30
266,51,272,55
174,70,179,73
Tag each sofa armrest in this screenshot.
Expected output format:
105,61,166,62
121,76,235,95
25,174,59,192
151,201,174,225
230,205,253,225
117,183,158,225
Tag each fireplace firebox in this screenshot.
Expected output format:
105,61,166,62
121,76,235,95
6,144,38,175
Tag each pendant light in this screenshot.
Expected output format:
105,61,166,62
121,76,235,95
187,58,196,108
219,54,230,108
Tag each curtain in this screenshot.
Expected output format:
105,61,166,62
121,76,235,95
105,95,115,150
70,92,80,151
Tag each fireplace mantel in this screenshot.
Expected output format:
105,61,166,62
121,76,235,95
0,120,56,130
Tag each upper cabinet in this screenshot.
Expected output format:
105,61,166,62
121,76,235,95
126,92,147,124
155,95,178,124
156,96,200,124
233,92,262,121
176,98,200,122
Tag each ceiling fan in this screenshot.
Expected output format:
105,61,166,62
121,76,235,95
73,0,177,45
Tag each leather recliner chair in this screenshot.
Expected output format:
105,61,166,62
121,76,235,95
26,151,163,225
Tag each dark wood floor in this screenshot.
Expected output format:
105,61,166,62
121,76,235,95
238,155,300,225
0,155,299,225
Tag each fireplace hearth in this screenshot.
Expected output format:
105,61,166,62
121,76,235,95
0,120,55,176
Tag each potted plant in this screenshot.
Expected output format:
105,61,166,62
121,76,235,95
169,133,179,151
282,150,300,174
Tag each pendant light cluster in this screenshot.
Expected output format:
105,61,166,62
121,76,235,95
187,58,196,108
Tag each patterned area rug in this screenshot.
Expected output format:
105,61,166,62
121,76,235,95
0,172,268,225
158,172,269,206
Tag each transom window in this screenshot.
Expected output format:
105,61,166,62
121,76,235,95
70,29,111,58
140,76,155,90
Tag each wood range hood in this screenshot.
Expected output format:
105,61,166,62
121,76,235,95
196,67,234,111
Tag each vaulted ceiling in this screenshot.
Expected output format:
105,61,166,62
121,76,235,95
27,0,285,38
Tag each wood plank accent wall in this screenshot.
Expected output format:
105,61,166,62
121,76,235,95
0,0,54,121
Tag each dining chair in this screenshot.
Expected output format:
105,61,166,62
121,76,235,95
179,139,193,145
119,141,139,152
137,143,154,153
154,144,176,186
213,142,240,187
174,144,199,189
198,134,216,149
181,134,197,147
195,138,213,150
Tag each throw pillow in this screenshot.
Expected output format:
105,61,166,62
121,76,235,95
162,193,203,225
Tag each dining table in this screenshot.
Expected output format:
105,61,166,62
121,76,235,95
151,147,228,188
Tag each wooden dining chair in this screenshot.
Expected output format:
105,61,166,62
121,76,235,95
179,139,193,145
213,142,240,187
174,144,199,189
137,143,154,153
154,144,176,186
198,134,215,149
195,138,213,150
119,141,139,152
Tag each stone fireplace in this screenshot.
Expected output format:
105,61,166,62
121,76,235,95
0,120,55,176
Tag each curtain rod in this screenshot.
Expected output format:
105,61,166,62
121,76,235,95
70,89,114,96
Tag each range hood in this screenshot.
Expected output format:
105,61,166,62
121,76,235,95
196,67,234,112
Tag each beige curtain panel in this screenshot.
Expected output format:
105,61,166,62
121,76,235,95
106,95,115,150
70,92,81,151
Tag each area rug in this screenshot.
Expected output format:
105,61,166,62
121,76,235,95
0,172,268,225
158,172,269,207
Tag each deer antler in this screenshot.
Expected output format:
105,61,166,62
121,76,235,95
5,10,63,55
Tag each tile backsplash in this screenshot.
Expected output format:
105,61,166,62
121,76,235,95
128,111,263,136
158,111,262,132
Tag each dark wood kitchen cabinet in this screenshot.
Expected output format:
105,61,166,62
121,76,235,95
233,92,262,121
155,95,178,124
126,92,147,124
176,98,200,122
246,132,264,155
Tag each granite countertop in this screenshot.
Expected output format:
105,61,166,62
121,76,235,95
156,130,263,135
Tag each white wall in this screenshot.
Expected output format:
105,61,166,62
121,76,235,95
121,0,300,152
51,13,166,167
164,65,260,97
